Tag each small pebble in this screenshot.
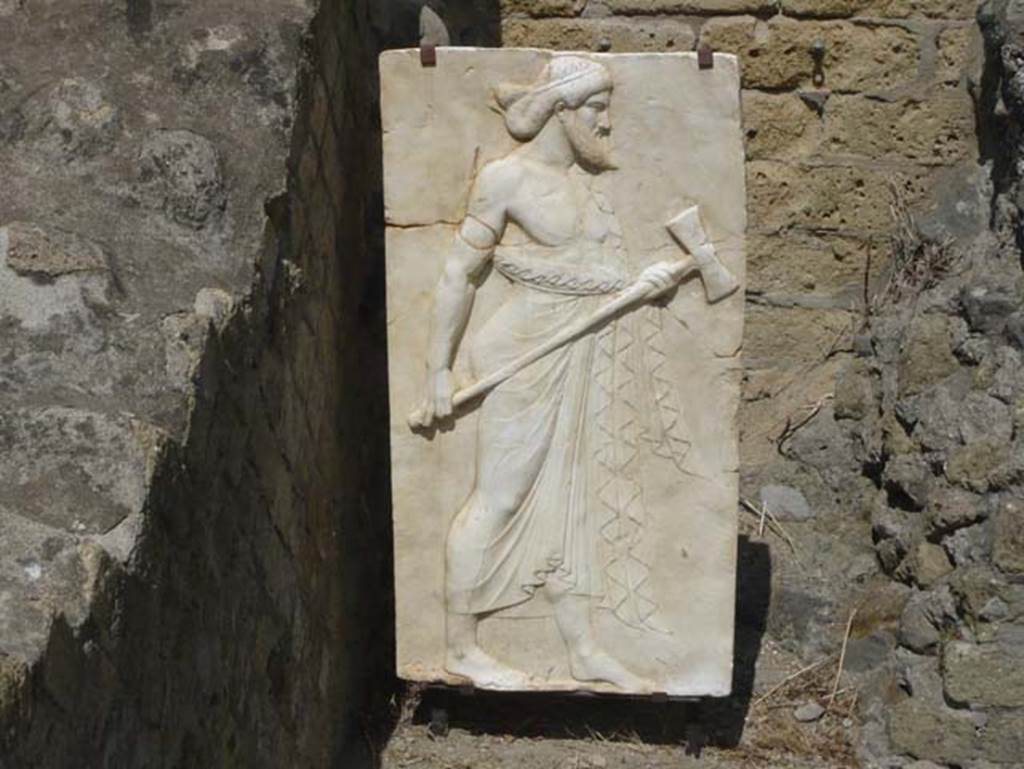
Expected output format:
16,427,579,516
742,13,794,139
793,701,825,722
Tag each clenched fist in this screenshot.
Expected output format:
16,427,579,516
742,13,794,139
636,261,680,297
408,368,455,429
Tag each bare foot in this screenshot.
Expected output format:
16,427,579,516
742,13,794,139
569,648,652,692
446,646,535,690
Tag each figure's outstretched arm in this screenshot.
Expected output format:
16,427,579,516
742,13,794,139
411,167,508,429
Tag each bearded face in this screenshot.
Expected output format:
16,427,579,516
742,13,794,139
559,90,615,173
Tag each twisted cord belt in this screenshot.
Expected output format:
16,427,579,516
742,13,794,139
494,252,628,295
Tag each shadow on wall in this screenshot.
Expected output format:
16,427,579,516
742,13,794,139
369,0,503,48
352,2,502,766
394,538,771,754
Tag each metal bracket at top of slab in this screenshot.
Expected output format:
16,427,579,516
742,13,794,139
698,45,714,70
419,6,448,68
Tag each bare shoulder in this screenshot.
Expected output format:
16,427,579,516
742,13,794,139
466,156,527,229
472,155,527,198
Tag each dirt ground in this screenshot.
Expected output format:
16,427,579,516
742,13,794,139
382,718,856,769
378,648,863,769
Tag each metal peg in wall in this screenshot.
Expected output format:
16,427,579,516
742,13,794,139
419,6,448,68
698,44,714,70
811,40,826,86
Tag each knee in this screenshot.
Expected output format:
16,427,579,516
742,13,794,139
448,490,513,542
478,485,528,521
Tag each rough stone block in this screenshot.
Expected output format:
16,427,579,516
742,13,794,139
943,641,1024,707
700,17,920,91
781,0,982,18
937,25,980,84
136,129,226,230
502,17,697,52
896,542,954,587
743,304,858,370
742,91,823,161
946,441,1011,492
884,453,932,509
943,522,992,567
897,314,960,396
746,231,884,294
2,221,107,278
0,407,157,536
19,77,120,162
887,699,979,765
502,0,583,16
605,0,777,12
927,485,984,534
748,160,929,233
835,358,877,419
993,498,1024,573
987,711,1024,764
899,586,956,653
824,92,975,164
758,484,814,520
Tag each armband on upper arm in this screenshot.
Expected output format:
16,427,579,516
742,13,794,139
459,215,498,251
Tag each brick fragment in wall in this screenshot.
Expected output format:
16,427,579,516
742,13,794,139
746,231,886,294
502,17,697,52
700,16,920,91
603,0,777,13
747,160,932,233
501,0,583,16
823,91,976,164
781,0,982,19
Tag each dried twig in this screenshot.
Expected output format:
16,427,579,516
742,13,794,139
827,608,859,711
740,498,799,558
874,179,955,310
776,393,834,456
750,656,834,709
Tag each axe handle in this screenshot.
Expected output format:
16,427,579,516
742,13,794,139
408,256,699,428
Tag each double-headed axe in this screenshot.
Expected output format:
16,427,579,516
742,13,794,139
408,206,739,429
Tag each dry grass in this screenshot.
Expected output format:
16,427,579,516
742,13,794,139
732,607,863,769
872,180,955,311
737,654,861,768
739,497,802,565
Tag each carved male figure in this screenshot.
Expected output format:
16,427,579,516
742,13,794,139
410,57,684,690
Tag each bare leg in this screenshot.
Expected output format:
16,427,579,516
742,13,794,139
444,491,534,689
546,580,652,691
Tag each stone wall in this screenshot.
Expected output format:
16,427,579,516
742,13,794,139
1,1,393,766
499,0,986,468
496,3,1024,769
3,0,1021,767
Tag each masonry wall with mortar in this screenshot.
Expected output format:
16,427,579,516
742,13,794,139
499,0,986,469
1,0,1018,767
0,1,393,766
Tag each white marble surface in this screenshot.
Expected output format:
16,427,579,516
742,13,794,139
382,48,746,697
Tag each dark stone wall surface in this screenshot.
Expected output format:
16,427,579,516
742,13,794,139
0,1,393,766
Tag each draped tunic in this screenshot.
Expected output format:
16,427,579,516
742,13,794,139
452,168,689,630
